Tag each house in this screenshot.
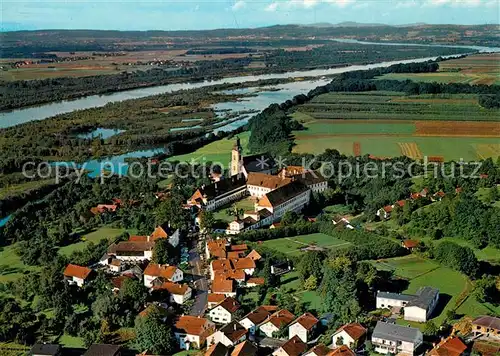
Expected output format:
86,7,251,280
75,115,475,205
111,275,134,292
255,181,311,220
472,315,500,340
90,204,119,215
212,276,237,297
206,321,248,349
246,278,265,288
404,287,439,322
232,258,256,276
259,309,295,338
332,217,354,230
331,323,367,349
271,262,292,276
63,264,92,287
428,336,467,356
328,346,355,356
371,321,423,356
231,341,258,356
30,344,61,356
209,297,241,324
239,305,278,336
246,250,262,261
226,209,274,235
108,241,154,261
272,335,307,356
289,312,319,343
293,171,328,194
152,281,192,304
175,315,216,350
187,175,247,212
208,293,227,309
206,342,230,356
150,224,180,247
246,172,291,198
206,238,230,259
304,344,331,356
376,206,392,220
144,264,183,287
108,259,122,273
83,344,121,356
432,191,446,202
210,258,256,280
402,240,419,251
377,288,439,323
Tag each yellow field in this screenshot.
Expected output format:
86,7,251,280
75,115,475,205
475,144,500,160
398,142,423,160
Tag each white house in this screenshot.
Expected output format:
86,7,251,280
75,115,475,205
211,276,237,298
152,282,192,305
63,264,92,287
240,306,278,336
288,312,319,343
376,287,439,323
187,175,248,212
149,224,180,247
272,336,307,356
175,316,216,350
255,181,311,220
259,309,295,338
331,323,367,349
206,321,248,349
108,241,154,261
208,297,241,324
144,264,183,288
371,321,423,356
246,172,291,198
376,206,392,220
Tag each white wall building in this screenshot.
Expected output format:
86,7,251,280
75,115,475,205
288,313,318,343
144,264,184,288
208,297,241,324
371,321,423,356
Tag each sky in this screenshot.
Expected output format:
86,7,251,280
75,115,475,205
1,0,499,31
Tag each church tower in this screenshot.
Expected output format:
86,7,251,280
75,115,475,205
231,137,242,176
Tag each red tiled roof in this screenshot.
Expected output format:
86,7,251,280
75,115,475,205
175,315,213,336
395,200,406,207
335,323,367,341
206,342,229,356
231,244,248,252
214,297,240,313
208,293,226,304
280,335,307,356
111,275,131,290
243,305,278,325
247,172,291,190
246,250,262,261
293,312,319,331
152,282,190,295
410,193,422,200
129,235,148,242
265,309,295,329
144,264,179,279
108,241,154,253
383,205,393,213
231,340,258,356
403,240,419,249
231,258,256,270
220,270,246,281
63,264,92,280
247,277,265,285
150,225,169,240
219,321,247,342
428,337,467,356
306,344,331,356
228,251,245,259
212,277,234,294
212,259,233,272
327,346,355,356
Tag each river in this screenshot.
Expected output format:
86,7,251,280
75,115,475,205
2,43,498,130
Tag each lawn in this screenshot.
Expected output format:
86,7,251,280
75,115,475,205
261,233,351,256
421,236,500,264
58,226,126,256
168,131,251,167
213,196,257,223
56,334,85,348
0,178,56,200
279,270,323,312
0,244,39,283
371,254,497,326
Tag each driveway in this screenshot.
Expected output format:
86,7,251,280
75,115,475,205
189,238,208,316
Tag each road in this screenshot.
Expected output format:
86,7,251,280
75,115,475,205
189,236,208,316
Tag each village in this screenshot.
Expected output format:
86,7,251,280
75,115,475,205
29,139,500,356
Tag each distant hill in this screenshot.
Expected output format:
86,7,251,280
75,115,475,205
304,22,428,28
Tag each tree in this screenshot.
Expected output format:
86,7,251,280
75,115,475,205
199,210,215,232
423,321,438,336
281,211,299,226
134,308,176,355
297,251,325,282
155,194,190,229
472,275,499,304
303,275,317,291
120,278,148,312
152,239,174,265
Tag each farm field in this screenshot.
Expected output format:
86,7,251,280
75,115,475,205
58,226,127,256
292,91,500,161
378,53,500,85
370,255,497,326
260,233,351,256
168,131,251,167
